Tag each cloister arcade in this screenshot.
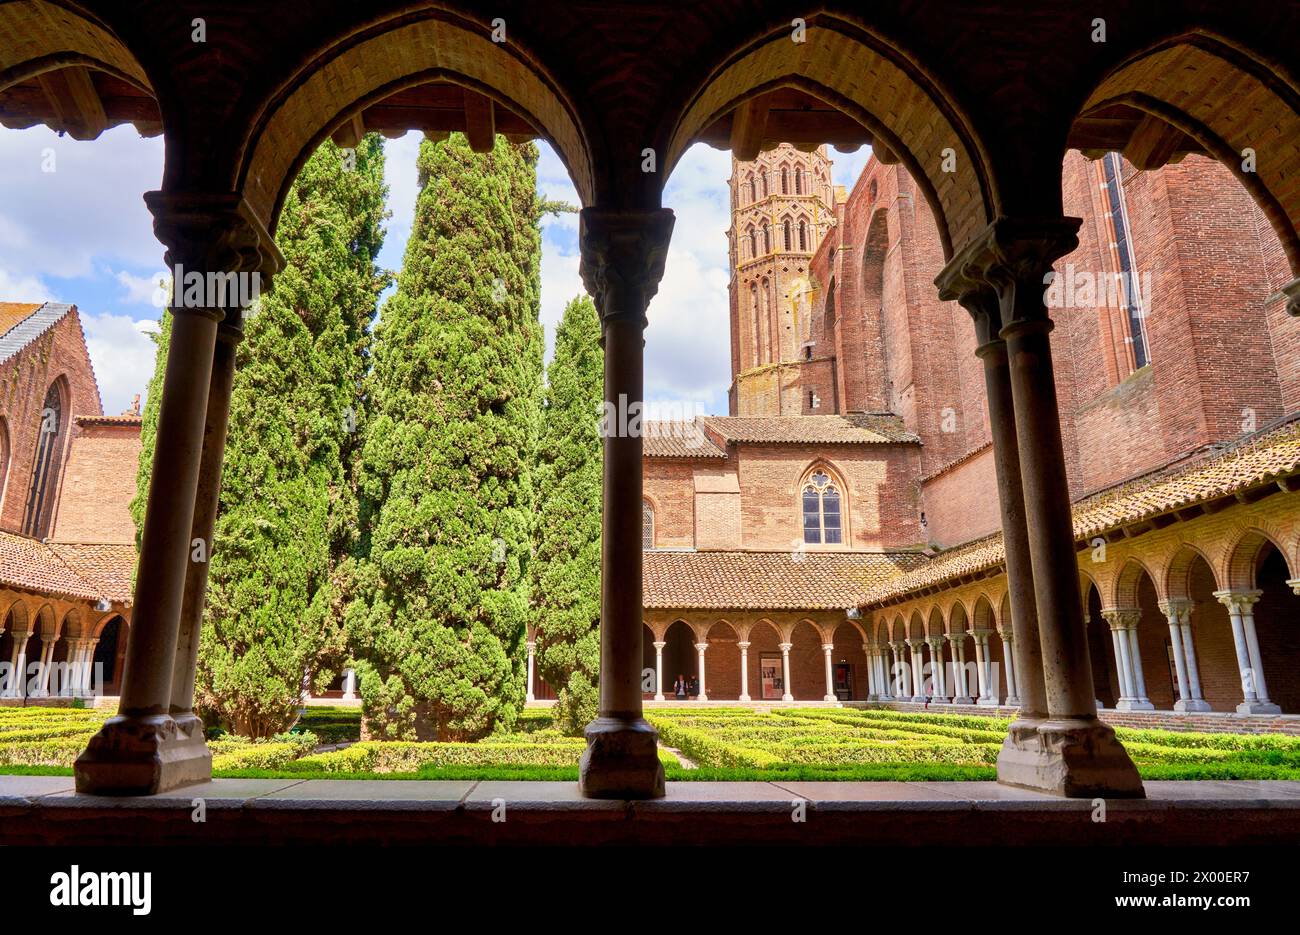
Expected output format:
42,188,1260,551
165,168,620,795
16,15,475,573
3,0,1297,800
636,615,872,704
0,590,129,699
866,493,1300,720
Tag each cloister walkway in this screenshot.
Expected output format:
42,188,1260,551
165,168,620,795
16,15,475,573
3,775,1298,847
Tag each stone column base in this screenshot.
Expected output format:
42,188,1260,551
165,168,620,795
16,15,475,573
976,697,1001,707
75,713,212,796
1115,699,1155,711
951,696,975,705
823,694,837,702
738,694,751,702
578,716,665,799
1237,701,1282,715
909,694,927,703
1174,698,1212,713
1004,695,1021,707
996,716,1145,798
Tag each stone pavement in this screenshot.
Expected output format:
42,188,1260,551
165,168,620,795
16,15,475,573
3,776,1299,846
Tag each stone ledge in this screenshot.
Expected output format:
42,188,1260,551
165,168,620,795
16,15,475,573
3,777,1300,846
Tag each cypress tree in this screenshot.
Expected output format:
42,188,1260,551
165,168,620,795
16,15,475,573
134,136,389,737
531,295,602,734
348,133,543,741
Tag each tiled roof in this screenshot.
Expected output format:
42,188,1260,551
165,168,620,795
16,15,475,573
0,302,41,338
859,418,1300,608
1070,419,1300,537
644,549,928,610
642,421,727,458
703,414,918,446
0,532,134,604
0,302,72,365
74,414,143,427
46,543,136,603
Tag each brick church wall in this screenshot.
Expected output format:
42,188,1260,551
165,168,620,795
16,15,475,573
0,309,103,536
733,443,921,551
919,447,999,548
51,419,141,544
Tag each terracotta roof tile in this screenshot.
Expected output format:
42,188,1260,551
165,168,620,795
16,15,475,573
860,419,1300,608
0,302,73,365
46,543,136,603
644,549,927,610
0,532,134,604
642,420,726,458
74,414,143,427
703,414,918,446
0,302,41,337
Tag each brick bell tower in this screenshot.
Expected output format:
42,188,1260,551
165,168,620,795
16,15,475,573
727,143,836,416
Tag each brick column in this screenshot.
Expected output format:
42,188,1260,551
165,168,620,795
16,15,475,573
937,217,1142,797
76,193,279,795
576,207,673,799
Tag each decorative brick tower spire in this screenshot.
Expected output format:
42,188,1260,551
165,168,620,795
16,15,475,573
727,143,835,415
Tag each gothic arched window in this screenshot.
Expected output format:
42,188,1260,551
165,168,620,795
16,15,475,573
762,224,771,254
783,219,792,251
748,174,756,204
781,166,789,194
642,500,655,549
801,469,843,545
760,172,768,198
795,167,804,195
0,419,9,513
798,219,808,251
23,381,65,537
747,226,756,259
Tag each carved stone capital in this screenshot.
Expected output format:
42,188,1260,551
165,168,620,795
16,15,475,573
1213,589,1263,614
935,216,1081,330
579,207,675,327
1281,277,1300,317
1101,607,1141,630
144,191,285,325
1157,598,1193,623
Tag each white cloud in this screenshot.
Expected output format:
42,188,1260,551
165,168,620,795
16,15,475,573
81,312,160,415
113,268,169,306
0,124,164,278
0,267,56,302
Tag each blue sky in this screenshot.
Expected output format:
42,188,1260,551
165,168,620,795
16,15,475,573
0,125,869,417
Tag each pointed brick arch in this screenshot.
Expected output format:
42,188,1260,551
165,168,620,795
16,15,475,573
1224,527,1297,591
665,14,994,256
237,11,597,233
1112,557,1159,608
1075,34,1300,276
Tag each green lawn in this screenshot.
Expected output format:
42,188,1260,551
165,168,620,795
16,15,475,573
4,704,1299,782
